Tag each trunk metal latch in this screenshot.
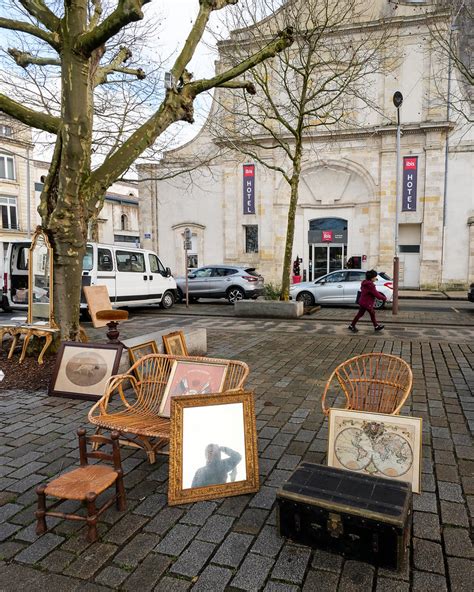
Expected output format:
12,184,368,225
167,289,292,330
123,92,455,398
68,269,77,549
327,513,343,538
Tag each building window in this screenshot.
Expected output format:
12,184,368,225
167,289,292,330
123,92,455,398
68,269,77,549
0,125,13,137
0,196,18,230
120,213,128,231
244,225,258,253
114,234,140,244
0,154,15,180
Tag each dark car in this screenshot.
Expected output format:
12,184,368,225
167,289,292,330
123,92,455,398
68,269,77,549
176,265,264,303
468,284,474,302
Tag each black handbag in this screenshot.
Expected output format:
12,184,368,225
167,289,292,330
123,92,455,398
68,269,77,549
356,290,361,304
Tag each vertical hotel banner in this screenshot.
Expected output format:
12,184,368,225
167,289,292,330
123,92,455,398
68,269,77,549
243,164,255,214
402,156,418,211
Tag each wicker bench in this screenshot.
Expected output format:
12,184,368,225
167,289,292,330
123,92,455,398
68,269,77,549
88,353,249,463
321,353,413,416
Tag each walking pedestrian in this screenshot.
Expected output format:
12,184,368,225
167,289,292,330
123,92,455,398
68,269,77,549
348,270,386,332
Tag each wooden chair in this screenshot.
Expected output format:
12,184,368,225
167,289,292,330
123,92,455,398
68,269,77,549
88,353,250,463
35,429,126,543
321,353,413,416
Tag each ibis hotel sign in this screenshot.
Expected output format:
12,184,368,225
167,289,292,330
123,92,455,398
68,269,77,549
402,157,418,212
243,164,255,214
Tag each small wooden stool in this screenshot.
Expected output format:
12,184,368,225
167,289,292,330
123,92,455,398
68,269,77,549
35,429,126,542
96,309,129,343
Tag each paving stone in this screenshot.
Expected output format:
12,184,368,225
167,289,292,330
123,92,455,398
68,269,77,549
0,503,22,523
302,569,340,592
447,556,474,592
95,565,130,588
443,527,474,558
271,543,311,585
104,513,148,545
338,560,375,592
39,549,75,573
413,492,438,513
15,533,64,564
211,532,253,568
132,493,167,517
144,507,184,535
437,482,464,503
440,501,470,527
154,576,191,592
63,543,117,579
217,495,250,517
122,553,171,592
155,523,199,556
0,540,26,560
413,511,441,541
251,525,284,558
234,508,268,535
114,533,159,567
170,539,216,577
230,552,274,591
197,514,234,543
413,538,445,574
249,486,276,510
436,464,460,483
181,501,217,526
376,578,410,592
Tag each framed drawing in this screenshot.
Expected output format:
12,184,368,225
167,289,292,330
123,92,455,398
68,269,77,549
162,331,188,356
159,360,227,418
128,340,158,365
168,390,259,505
49,342,123,401
328,409,422,493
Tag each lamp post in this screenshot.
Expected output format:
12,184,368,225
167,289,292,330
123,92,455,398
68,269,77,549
392,91,403,316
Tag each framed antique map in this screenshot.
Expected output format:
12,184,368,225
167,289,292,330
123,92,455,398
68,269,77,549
328,409,422,493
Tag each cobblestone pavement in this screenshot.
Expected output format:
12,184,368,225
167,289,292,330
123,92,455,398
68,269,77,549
0,316,473,591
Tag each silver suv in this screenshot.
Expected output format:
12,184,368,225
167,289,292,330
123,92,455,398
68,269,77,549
176,265,264,303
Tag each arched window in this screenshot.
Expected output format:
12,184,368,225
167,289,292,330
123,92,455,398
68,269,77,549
120,214,128,231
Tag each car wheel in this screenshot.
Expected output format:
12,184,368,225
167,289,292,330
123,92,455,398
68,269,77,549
176,288,184,303
160,290,174,309
296,291,315,307
227,286,245,303
373,298,385,310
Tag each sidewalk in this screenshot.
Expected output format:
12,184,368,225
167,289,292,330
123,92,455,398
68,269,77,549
0,317,472,591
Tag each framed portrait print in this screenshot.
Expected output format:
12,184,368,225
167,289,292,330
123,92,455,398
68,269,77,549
328,409,422,493
128,340,158,365
159,360,228,418
49,342,123,401
168,390,259,505
162,331,188,357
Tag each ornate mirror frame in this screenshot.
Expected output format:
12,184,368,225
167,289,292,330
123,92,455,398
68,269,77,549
28,227,57,328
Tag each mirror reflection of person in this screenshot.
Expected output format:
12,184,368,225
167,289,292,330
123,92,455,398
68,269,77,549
191,444,242,488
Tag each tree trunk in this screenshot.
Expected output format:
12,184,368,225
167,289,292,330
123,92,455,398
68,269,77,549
280,150,302,301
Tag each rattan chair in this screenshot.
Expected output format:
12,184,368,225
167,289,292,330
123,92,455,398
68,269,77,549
321,353,413,416
88,353,250,463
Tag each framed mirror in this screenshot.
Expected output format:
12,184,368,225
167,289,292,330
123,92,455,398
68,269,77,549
28,227,56,327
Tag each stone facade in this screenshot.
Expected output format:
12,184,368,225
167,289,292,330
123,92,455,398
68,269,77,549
138,1,473,289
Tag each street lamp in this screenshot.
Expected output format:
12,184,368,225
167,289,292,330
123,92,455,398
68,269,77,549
392,91,403,316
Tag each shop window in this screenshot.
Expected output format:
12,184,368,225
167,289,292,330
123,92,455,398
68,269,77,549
244,225,258,253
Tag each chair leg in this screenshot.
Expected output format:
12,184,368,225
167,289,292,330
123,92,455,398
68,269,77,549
86,492,99,543
35,485,47,535
115,475,127,512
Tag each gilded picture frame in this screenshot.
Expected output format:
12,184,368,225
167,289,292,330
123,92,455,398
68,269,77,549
159,360,228,418
327,408,422,493
49,342,123,401
128,340,158,365
162,331,188,357
168,390,259,505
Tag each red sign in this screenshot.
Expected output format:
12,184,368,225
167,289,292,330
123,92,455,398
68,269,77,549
404,158,417,170
243,164,255,214
322,230,333,242
402,156,418,211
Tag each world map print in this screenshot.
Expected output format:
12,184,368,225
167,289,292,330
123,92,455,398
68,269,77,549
328,410,422,493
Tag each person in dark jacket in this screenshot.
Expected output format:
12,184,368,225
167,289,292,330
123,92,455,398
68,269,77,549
191,444,242,488
348,270,386,332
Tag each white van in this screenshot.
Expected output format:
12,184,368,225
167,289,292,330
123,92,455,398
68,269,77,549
2,241,177,312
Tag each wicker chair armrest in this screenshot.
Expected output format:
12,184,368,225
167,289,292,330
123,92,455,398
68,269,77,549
98,373,138,412
321,367,352,416
321,368,338,416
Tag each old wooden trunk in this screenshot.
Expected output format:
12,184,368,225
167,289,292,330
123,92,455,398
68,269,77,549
277,462,412,570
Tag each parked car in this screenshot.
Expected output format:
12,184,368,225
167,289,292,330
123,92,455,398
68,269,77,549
176,265,264,303
468,283,474,302
289,269,393,308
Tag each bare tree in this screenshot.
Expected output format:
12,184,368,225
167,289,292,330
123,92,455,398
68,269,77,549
210,0,392,299
0,0,293,339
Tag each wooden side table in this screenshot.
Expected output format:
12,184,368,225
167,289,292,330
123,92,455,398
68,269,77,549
0,324,58,365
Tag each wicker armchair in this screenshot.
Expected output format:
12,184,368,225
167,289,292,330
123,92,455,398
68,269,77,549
321,353,412,416
88,353,249,463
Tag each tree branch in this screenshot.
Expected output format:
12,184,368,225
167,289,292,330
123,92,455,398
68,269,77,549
8,48,61,68
171,0,238,83
216,79,256,93
189,27,294,96
0,17,60,49
77,0,151,56
0,93,59,133
17,0,60,32
95,46,145,85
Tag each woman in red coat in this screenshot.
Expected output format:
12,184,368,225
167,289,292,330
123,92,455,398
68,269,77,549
348,270,386,332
